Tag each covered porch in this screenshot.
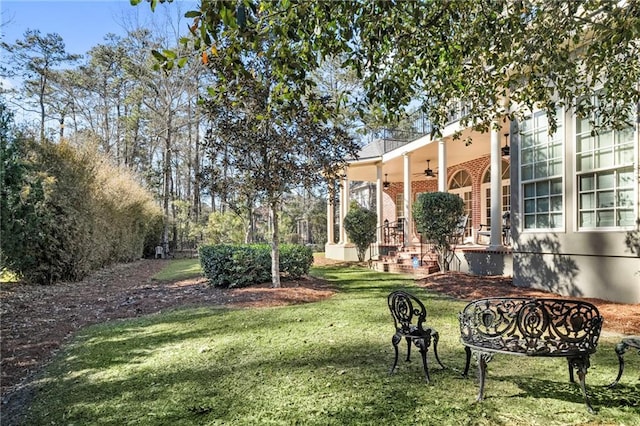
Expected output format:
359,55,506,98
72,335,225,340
326,111,513,277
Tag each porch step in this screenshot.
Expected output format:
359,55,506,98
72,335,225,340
370,255,440,277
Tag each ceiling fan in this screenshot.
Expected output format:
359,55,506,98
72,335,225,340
414,160,437,178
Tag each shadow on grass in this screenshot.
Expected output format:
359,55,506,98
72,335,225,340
506,376,640,411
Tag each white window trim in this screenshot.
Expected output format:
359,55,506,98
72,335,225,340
573,105,639,232
519,107,567,233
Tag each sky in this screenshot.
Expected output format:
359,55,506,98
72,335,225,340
1,0,198,57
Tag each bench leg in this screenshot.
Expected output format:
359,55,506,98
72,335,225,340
432,331,445,369
607,340,629,388
568,356,595,414
389,333,401,374
476,352,491,402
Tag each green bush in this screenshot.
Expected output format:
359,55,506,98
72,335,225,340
199,243,313,288
0,116,162,284
412,191,465,271
343,202,377,261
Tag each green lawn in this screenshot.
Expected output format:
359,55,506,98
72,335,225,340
22,262,640,425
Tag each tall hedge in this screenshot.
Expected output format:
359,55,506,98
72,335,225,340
199,244,313,288
1,122,163,284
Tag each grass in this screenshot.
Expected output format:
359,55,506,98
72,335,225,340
152,258,204,281
22,261,640,425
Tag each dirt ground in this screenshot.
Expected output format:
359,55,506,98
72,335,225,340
1,258,639,419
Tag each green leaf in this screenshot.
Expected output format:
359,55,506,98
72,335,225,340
151,49,167,62
185,10,201,18
163,49,177,60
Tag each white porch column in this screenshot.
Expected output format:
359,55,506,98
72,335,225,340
438,139,447,192
376,163,384,244
489,122,503,248
326,181,335,245
403,153,412,247
340,174,350,244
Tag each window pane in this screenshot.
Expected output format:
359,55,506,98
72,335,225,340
524,215,536,229
597,172,614,189
578,154,592,171
524,183,536,198
522,165,533,180
550,213,562,228
550,196,563,211
618,210,635,227
522,148,533,163
535,111,548,129
577,134,594,151
617,144,634,165
524,199,535,213
597,131,613,148
580,193,594,209
580,175,594,191
618,167,634,187
595,149,613,168
550,179,563,194
597,210,614,227
522,133,533,148
597,191,614,208
576,115,591,134
580,211,596,228
535,163,548,178
536,181,549,196
536,198,549,212
618,189,634,207
537,214,549,228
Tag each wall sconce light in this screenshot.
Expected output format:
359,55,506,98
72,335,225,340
501,133,510,157
383,173,390,189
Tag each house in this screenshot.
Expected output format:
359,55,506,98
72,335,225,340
325,103,639,304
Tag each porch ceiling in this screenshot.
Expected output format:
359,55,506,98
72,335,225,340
346,124,508,183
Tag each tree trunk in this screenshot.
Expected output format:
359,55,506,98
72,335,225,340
162,114,172,257
270,201,281,288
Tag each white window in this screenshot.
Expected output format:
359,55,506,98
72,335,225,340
481,160,511,227
520,109,564,230
449,170,473,239
395,192,404,219
576,97,637,229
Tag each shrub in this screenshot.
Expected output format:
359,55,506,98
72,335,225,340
412,191,465,271
0,122,162,284
199,243,313,288
343,202,377,261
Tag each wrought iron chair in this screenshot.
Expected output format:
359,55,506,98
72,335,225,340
387,291,445,383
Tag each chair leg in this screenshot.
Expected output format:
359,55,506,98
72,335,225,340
405,336,412,362
416,339,430,383
390,334,401,374
431,331,445,369
462,346,471,377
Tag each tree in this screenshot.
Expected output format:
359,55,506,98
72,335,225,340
413,192,465,272
201,45,358,287
141,1,639,134
1,29,80,141
343,201,377,262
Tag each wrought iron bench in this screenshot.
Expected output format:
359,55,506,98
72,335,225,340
387,291,445,383
458,297,603,412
